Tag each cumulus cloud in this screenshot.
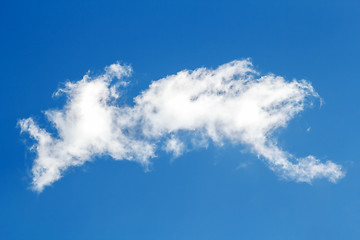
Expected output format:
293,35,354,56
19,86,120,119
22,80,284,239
19,60,344,192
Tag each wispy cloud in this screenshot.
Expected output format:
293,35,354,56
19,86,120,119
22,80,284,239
19,60,344,192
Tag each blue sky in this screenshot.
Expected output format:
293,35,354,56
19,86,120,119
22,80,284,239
1,0,360,239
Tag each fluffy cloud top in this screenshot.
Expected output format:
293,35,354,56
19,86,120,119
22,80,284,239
19,60,344,192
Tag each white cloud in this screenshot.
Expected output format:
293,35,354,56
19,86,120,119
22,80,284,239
19,59,344,192
164,136,185,158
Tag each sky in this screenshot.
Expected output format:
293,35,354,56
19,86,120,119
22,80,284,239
1,0,360,239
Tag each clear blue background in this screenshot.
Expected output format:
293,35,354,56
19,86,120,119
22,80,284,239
1,0,359,239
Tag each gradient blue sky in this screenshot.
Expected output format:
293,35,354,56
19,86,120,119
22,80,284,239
1,0,360,239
